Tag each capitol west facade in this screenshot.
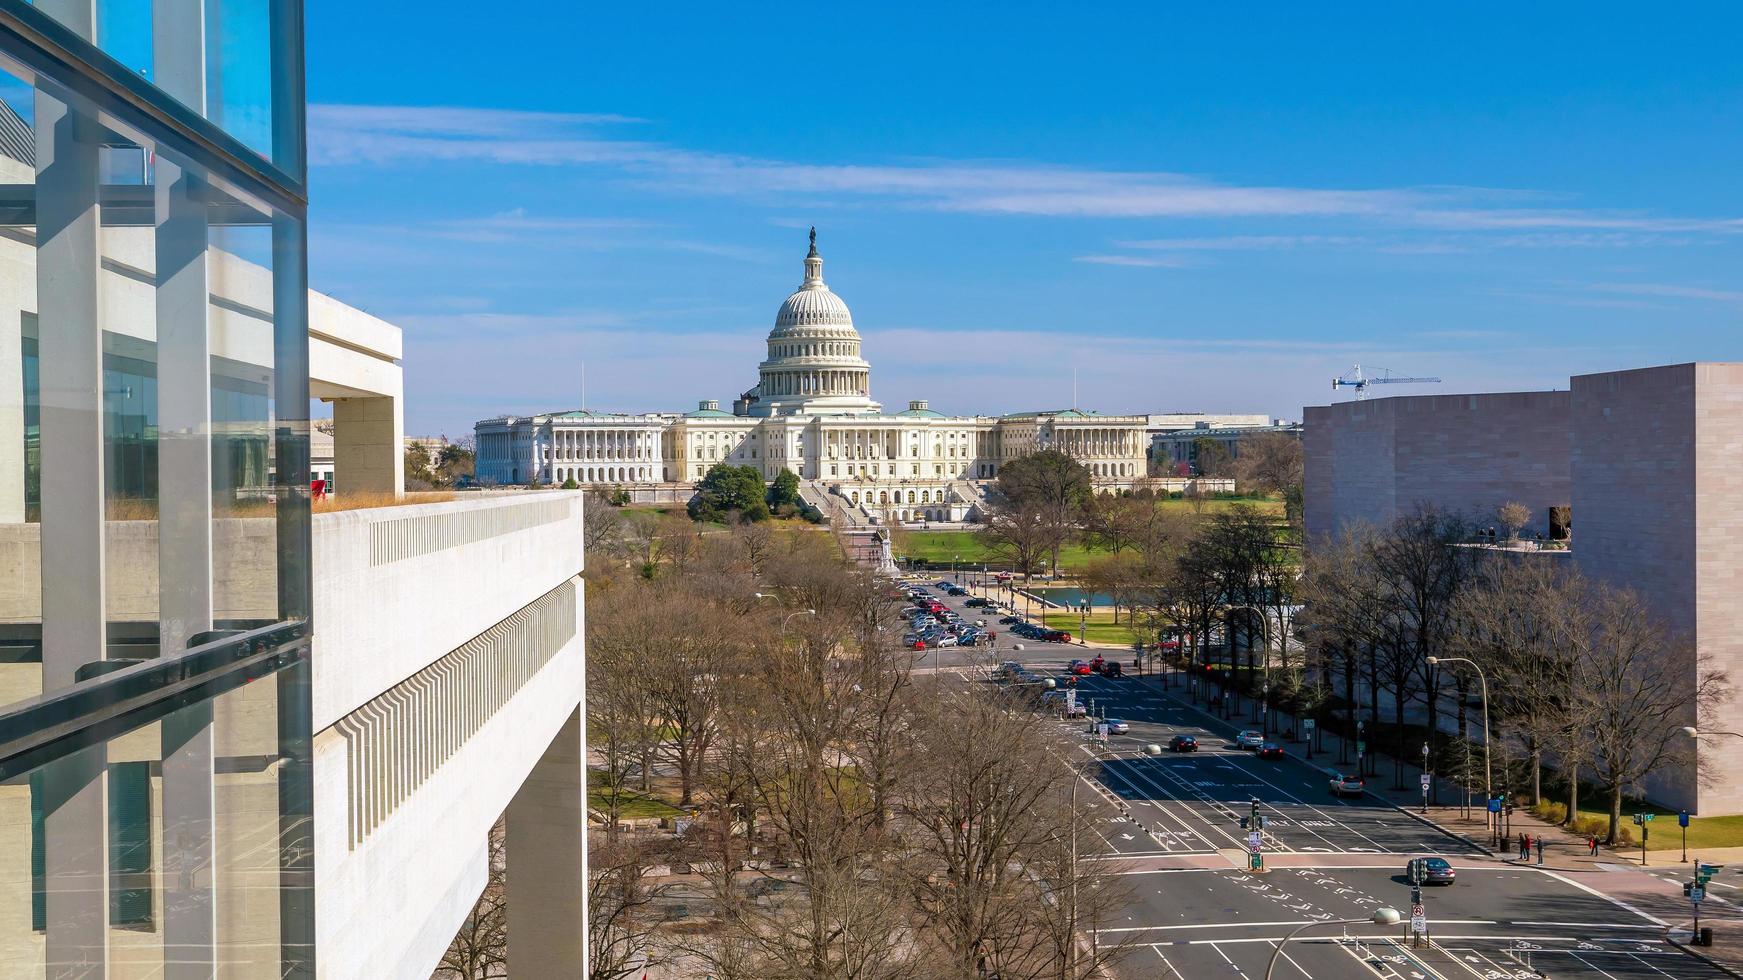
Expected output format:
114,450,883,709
475,233,1149,523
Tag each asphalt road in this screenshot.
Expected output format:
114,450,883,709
899,577,1737,980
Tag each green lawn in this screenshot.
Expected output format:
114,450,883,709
1541,802,1743,850
1041,611,1145,646
899,531,1107,572
587,771,684,821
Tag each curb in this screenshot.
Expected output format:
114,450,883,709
1665,925,1743,980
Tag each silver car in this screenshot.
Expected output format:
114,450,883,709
1236,729,1265,749
1104,718,1129,735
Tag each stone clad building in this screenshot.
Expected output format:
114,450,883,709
1304,363,1743,815
475,232,1149,523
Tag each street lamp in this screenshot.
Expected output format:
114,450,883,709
1683,727,1743,740
1225,604,1273,733
1428,656,1491,826
753,593,815,635
1264,908,1403,980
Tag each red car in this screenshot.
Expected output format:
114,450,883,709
1089,656,1105,672
1068,659,1092,675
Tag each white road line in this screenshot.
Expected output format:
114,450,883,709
1537,868,1670,927
1210,942,1252,978
1512,913,1659,920
1150,945,1185,978
1268,938,1317,979
1569,950,1626,980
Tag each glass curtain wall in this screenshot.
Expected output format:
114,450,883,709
0,0,312,977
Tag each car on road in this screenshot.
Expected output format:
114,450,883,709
1168,734,1199,752
1329,773,1366,798
999,615,1023,625
1406,856,1456,885
1089,656,1105,672
946,586,968,596
994,572,1013,582
1068,659,1092,675
1104,718,1129,735
1257,741,1284,759
1098,660,1123,678
1236,729,1265,750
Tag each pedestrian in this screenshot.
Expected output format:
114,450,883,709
1521,833,1532,861
1517,832,1527,859
1535,836,1545,865
1589,834,1600,857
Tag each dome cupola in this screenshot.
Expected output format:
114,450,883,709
748,228,880,417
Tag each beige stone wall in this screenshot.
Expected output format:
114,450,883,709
1304,391,1571,541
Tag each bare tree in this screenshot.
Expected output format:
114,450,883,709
1577,583,1729,843
979,497,1057,583
588,837,666,980
1231,431,1302,497
435,821,507,980
1496,501,1531,542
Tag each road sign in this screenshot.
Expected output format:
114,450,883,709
1692,887,1707,903
1487,798,1503,814
1680,810,1691,828
1700,863,1725,875
1357,740,1367,756
1411,902,1425,918
1420,774,1432,790
1066,689,1077,710
1410,914,1427,935
1304,719,1315,733
1247,831,1263,851
1096,723,1108,739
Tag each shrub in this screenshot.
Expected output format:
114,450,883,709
1572,816,1607,838
1616,826,1634,846
1533,802,1567,825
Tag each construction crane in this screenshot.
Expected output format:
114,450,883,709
1332,364,1441,400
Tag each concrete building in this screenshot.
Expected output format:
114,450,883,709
0,6,588,978
1151,421,1301,475
1302,364,1743,814
475,232,1151,523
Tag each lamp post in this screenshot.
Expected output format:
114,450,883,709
1224,605,1273,733
1264,909,1403,980
1428,656,1491,825
1420,742,1431,814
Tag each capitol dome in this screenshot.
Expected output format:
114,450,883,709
746,229,880,417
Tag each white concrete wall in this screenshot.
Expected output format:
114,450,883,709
309,491,584,731
309,491,586,979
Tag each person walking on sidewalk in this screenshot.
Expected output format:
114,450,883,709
1517,833,1527,860
1521,833,1533,862
1588,834,1599,857
1535,836,1545,865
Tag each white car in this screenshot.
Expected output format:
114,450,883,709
1104,719,1129,735
1329,773,1366,798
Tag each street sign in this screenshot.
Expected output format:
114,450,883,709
1410,914,1427,935
1304,719,1315,733
1247,831,1263,851
1066,689,1077,710
1692,887,1707,903
1357,740,1367,756
1420,774,1432,790
1096,723,1109,738
1487,798,1503,814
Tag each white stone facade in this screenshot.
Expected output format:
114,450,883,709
473,233,1151,522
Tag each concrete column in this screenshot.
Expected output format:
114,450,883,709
506,707,585,977
333,394,404,497
33,5,108,971
153,3,219,968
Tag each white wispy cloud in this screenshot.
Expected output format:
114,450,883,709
1115,235,1366,251
310,103,1743,235
1073,254,1189,268
1588,282,1743,304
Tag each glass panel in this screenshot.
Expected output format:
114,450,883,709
24,0,304,177
0,668,307,973
0,12,312,972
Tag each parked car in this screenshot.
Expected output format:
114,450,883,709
1236,729,1265,750
1329,773,1366,798
1042,629,1074,643
1406,856,1456,885
999,615,1023,625
1168,734,1199,753
1104,718,1129,735
946,586,968,596
937,635,959,647
1257,741,1284,760
965,597,991,607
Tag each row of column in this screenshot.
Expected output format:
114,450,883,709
1058,427,1141,458
549,427,651,461
766,369,865,397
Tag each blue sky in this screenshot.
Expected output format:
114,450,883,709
302,3,1743,438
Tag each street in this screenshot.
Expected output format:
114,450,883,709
905,575,1741,980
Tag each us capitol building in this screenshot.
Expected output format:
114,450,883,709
475,231,1150,523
